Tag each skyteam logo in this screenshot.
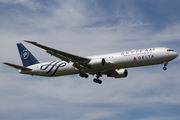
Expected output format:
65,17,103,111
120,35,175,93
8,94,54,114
21,49,29,59
40,61,66,76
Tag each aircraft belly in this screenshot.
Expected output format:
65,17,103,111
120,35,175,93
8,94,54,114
54,66,79,76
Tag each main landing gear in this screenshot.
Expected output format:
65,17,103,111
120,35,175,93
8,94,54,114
93,72,102,84
79,72,103,84
93,79,102,84
79,73,89,78
163,62,168,71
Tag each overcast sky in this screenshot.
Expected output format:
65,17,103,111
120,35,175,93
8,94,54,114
0,0,180,120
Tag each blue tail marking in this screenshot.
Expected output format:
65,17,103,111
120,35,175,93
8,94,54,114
17,43,40,67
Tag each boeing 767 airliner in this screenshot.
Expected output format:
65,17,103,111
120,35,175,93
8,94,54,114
3,40,178,84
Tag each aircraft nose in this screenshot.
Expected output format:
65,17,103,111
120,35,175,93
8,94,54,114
171,51,178,59
175,52,178,58
167,51,178,60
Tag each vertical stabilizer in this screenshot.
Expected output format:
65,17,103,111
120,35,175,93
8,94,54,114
17,43,39,67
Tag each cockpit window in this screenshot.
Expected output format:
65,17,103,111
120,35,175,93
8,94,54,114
167,49,174,51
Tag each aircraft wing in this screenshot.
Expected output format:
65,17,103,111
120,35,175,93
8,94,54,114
24,40,91,70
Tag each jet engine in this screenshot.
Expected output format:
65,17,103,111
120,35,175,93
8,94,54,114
107,69,128,78
87,58,106,68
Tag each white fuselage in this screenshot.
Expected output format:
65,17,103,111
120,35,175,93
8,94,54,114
19,47,178,77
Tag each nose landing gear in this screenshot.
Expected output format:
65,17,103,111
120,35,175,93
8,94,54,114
163,62,168,71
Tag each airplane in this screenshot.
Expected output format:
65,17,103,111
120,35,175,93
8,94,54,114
3,40,178,84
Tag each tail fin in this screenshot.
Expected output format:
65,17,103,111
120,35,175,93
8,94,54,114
17,43,39,67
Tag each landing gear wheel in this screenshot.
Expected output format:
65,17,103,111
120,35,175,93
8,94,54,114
93,79,102,84
163,67,167,71
79,73,89,78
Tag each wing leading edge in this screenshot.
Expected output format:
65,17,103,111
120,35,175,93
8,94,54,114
23,40,91,70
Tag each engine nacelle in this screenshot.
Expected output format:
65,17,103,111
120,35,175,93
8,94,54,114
107,69,128,78
87,58,106,68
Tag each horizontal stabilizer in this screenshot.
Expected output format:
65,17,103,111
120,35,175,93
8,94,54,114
3,62,32,70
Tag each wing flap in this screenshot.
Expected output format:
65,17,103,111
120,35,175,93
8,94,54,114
3,62,32,70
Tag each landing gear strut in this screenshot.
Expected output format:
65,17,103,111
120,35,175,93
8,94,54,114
163,62,168,71
93,72,102,84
